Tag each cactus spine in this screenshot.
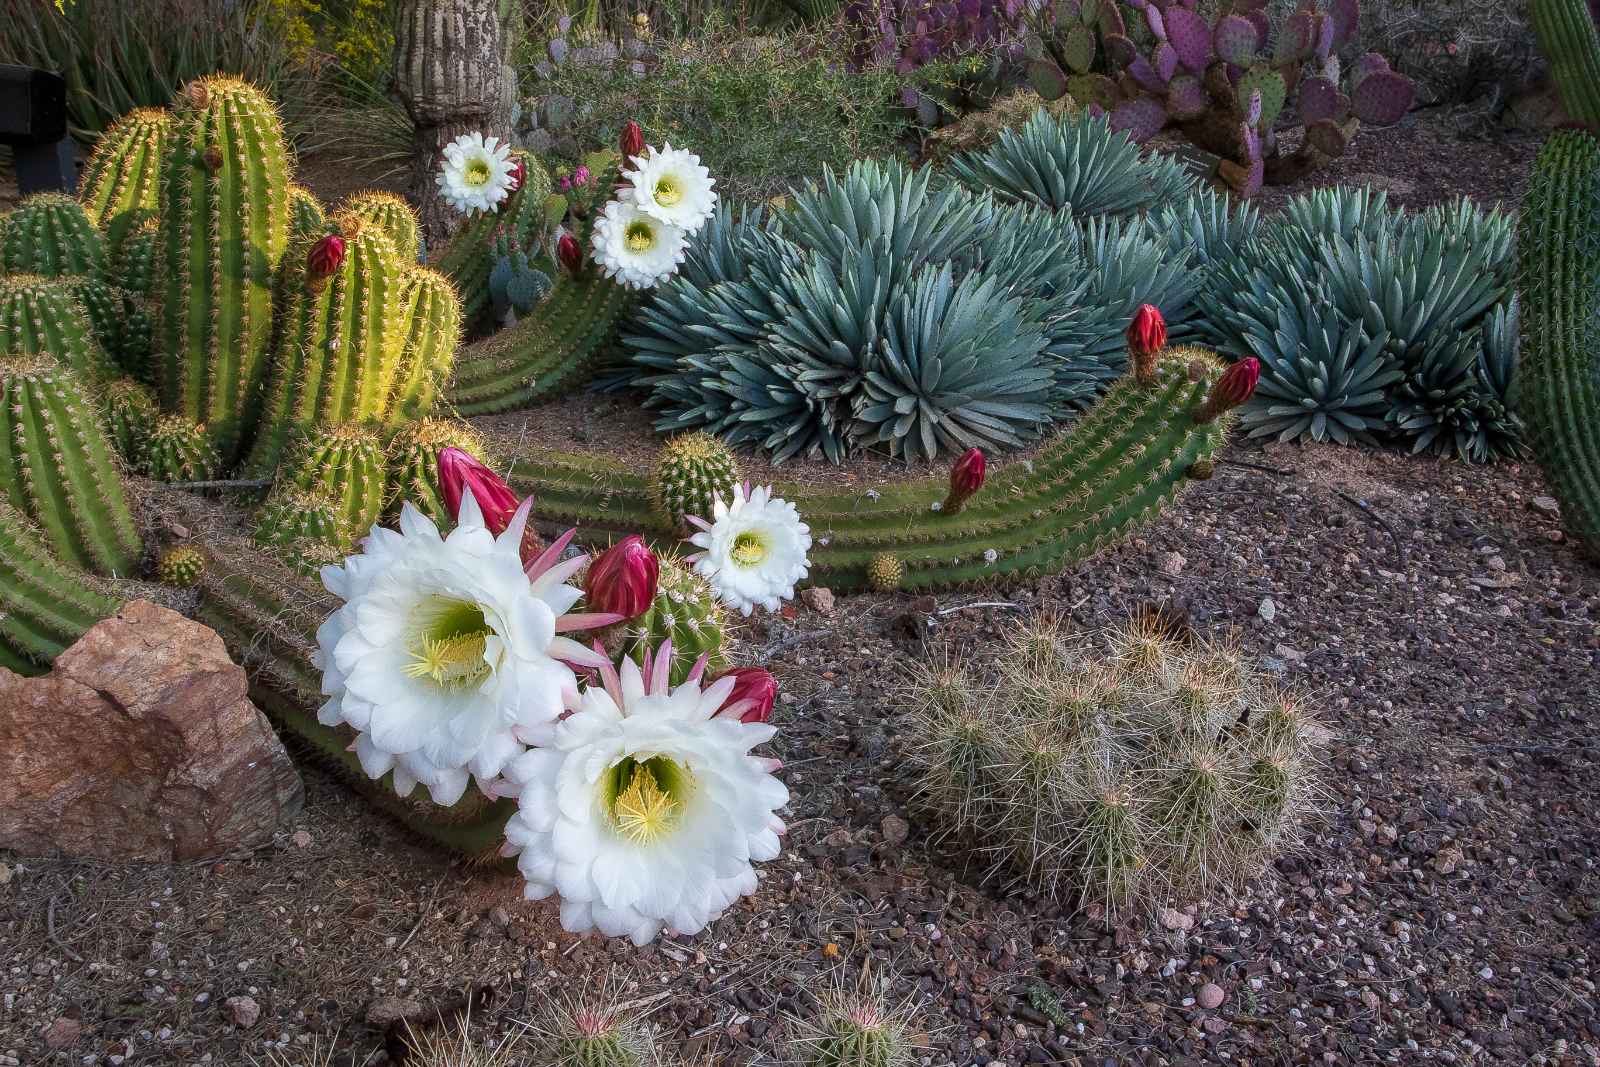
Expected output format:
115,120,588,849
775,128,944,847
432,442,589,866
347,190,422,263
138,415,222,482
246,215,407,474
116,217,160,298
0,193,106,277
615,556,727,686
154,76,291,463
388,266,463,424
0,356,144,576
289,184,330,244
104,377,160,462
867,553,904,592
155,544,206,588
282,425,387,539
79,108,170,253
1532,0,1600,127
1518,130,1600,556
385,418,489,522
0,275,115,380
652,431,740,531
0,501,122,673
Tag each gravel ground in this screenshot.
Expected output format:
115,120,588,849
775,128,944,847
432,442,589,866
3,438,1597,1067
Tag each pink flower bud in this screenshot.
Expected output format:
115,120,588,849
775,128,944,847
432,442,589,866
940,447,986,515
306,234,346,283
713,667,778,724
1197,357,1261,423
584,535,659,621
1127,304,1167,385
557,232,583,275
558,176,572,192
437,447,520,536
620,120,645,159
573,165,591,187
509,159,527,192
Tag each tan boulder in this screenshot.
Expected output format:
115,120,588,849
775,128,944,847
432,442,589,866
0,600,302,861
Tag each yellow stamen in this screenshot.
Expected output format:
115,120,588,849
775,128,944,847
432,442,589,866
731,530,768,566
464,159,491,187
404,631,490,688
624,221,655,253
654,175,682,207
612,765,678,844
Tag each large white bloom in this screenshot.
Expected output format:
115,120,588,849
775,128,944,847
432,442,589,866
500,646,788,945
590,199,687,290
622,143,717,233
686,483,812,616
314,492,610,806
436,132,518,216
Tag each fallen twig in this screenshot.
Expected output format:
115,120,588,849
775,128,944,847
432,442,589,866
162,478,274,492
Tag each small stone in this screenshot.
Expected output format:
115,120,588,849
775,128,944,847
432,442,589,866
0,863,11,885
1531,496,1561,518
1257,598,1277,623
880,815,910,846
224,995,260,1028
800,587,836,614
489,906,511,927
43,1017,81,1050
1201,1016,1227,1034
1197,983,1225,1010
1160,552,1186,577
822,828,853,849
1361,989,1381,1010
365,996,424,1028
1157,907,1194,932
291,830,312,849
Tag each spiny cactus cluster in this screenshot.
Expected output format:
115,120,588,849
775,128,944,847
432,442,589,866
277,424,387,542
0,501,122,674
78,108,169,253
155,544,206,588
385,418,493,523
902,614,1324,909
613,555,727,687
652,431,740,531
1024,0,1413,196
788,982,926,1067
0,193,106,277
522,989,658,1067
139,415,222,482
0,274,115,380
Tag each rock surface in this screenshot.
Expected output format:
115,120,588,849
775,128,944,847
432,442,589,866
0,600,302,862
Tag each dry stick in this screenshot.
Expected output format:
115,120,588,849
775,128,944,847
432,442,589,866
164,478,274,492
395,876,446,954
47,893,84,963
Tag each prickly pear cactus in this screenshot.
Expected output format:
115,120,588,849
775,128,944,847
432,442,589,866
0,193,107,277
0,275,115,380
615,556,727,687
79,107,170,253
652,431,740,531
0,355,144,577
138,414,222,483
154,76,292,463
385,417,491,522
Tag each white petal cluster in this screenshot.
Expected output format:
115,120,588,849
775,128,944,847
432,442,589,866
314,491,598,805
622,143,718,232
589,138,717,290
591,199,689,290
436,132,517,216
687,483,812,615
500,651,788,945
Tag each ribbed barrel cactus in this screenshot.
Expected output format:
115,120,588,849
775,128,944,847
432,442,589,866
78,107,169,253
388,266,463,424
0,275,115,380
385,417,490,522
282,425,388,540
346,190,423,263
0,193,106,277
0,501,122,674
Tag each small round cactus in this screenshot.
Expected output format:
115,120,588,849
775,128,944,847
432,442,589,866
652,431,739,531
615,555,727,687
526,992,654,1067
138,414,221,483
386,417,494,523
867,553,904,592
284,424,386,539
103,378,159,463
790,984,924,1067
254,489,346,551
155,544,206,588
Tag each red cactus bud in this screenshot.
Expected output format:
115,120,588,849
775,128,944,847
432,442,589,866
620,120,645,159
557,232,583,274
306,234,346,282
509,158,527,192
941,447,986,514
1197,356,1260,423
1127,303,1167,385
584,535,659,621
437,447,520,536
713,667,778,724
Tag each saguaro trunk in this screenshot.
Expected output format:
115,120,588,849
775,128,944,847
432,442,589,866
394,0,516,245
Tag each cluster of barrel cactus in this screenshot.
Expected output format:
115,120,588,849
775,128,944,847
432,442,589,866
1025,0,1413,195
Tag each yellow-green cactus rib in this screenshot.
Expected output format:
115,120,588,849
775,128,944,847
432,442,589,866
0,193,106,277
253,488,347,549
388,266,463,425
103,377,160,462
138,414,221,483
1532,0,1600,127
246,216,406,475
444,273,632,415
154,76,291,464
0,275,116,380
1519,129,1600,556
0,356,144,577
289,184,329,244
281,425,387,540
195,545,517,860
345,190,422,263
79,107,170,253
617,556,727,687
0,501,122,674
385,417,490,523
511,358,1230,591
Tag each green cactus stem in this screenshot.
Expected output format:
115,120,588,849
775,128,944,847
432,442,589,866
253,488,348,550
613,555,727,687
103,377,160,462
138,414,222,483
289,184,329,244
1532,0,1600,127
1518,129,1600,556
281,424,387,540
433,149,553,327
0,501,123,673
155,544,206,588
79,107,170,253
385,417,491,523
0,274,116,380
0,193,106,277
388,266,464,425
0,355,144,577
652,431,740,532
154,76,292,463
246,214,407,475
346,190,422,263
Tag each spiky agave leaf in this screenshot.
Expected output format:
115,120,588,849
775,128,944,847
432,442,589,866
1276,184,1395,245
1153,187,1262,270
946,109,1196,220
1238,301,1401,445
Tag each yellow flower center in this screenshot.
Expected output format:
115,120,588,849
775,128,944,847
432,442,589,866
464,158,492,188
404,599,494,690
731,530,768,567
603,756,693,845
624,220,656,253
654,175,683,207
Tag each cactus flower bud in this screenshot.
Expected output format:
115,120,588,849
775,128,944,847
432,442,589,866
306,234,346,283
1127,304,1167,385
437,447,520,536
584,535,659,621
573,164,591,187
940,447,986,515
620,120,645,159
712,666,779,724
509,159,527,192
557,232,583,275
1196,357,1260,423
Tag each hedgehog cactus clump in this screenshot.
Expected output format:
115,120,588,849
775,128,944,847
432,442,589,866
652,431,740,532
613,554,727,686
0,274,115,380
0,355,144,577
155,544,206,588
1025,0,1414,196
103,378,160,461
138,415,222,483
253,488,348,551
867,553,904,592
385,418,493,523
281,424,387,540
789,984,925,1067
78,107,170,253
526,992,654,1067
0,193,107,277
903,614,1324,910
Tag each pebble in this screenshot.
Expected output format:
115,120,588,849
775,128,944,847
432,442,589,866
1161,552,1186,576
0,863,11,885
364,996,423,1027
1258,597,1277,622
800,587,836,614
1531,495,1561,517
1157,907,1194,932
880,815,910,846
1197,983,1226,1010
291,830,313,849
42,1018,81,1050
224,995,260,1028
